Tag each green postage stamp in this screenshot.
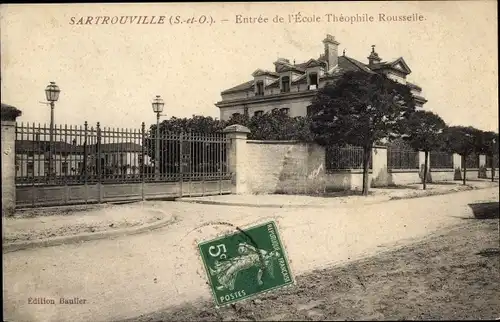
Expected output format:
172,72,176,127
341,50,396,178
198,221,294,307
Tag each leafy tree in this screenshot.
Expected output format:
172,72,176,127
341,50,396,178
146,115,225,174
145,111,314,174
226,113,250,128
308,70,416,195
442,126,480,185
474,130,499,181
246,109,313,141
152,115,225,134
403,110,446,190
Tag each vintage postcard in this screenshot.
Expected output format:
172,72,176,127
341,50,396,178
1,2,498,322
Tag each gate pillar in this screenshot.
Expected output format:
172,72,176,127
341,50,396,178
223,124,250,194
1,104,22,216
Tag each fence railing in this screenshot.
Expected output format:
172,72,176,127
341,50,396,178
486,154,499,168
429,151,454,169
15,122,230,186
387,148,419,170
325,145,371,171
464,153,479,169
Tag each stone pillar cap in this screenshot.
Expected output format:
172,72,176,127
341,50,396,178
1,103,22,121
223,124,251,134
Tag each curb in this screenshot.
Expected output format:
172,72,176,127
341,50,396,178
175,199,334,209
176,198,392,208
3,213,178,254
389,187,475,201
176,185,497,209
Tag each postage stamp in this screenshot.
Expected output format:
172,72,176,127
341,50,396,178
198,220,294,307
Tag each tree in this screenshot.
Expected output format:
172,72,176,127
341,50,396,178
403,110,446,190
442,126,480,185
145,112,314,174
308,70,416,195
225,113,250,128
146,115,225,174
246,109,313,141
474,130,499,181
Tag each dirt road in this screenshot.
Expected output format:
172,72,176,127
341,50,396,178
3,188,499,322
127,219,500,321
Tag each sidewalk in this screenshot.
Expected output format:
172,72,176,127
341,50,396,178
2,202,176,252
3,180,496,253
177,180,499,208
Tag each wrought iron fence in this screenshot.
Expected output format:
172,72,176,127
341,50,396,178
325,145,371,170
464,153,479,169
387,148,419,170
15,122,229,186
486,154,499,168
429,151,454,169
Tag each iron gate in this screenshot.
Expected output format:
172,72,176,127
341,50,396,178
14,122,231,208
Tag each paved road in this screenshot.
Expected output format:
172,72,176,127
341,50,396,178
3,188,498,322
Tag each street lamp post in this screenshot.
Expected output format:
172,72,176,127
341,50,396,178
152,95,165,177
492,137,497,183
45,82,61,179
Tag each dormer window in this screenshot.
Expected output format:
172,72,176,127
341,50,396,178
281,76,290,93
256,81,264,96
308,72,318,89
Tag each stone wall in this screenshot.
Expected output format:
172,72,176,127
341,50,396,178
1,103,22,215
236,136,492,194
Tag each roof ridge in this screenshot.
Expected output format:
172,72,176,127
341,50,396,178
343,55,368,70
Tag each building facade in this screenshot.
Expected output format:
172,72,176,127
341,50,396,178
15,140,151,178
215,34,427,121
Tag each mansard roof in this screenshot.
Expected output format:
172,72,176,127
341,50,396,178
370,57,412,75
251,69,280,78
221,54,410,95
221,80,254,94
275,63,305,73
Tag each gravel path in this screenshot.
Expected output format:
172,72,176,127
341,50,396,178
127,219,499,321
178,181,497,207
3,202,168,243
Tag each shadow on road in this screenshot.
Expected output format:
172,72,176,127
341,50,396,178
476,248,500,258
467,202,499,219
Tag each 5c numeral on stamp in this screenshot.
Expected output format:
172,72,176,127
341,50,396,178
208,244,227,260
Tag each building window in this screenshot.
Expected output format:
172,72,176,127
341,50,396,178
254,110,264,117
231,112,241,118
307,106,313,116
281,76,290,93
256,81,264,96
27,162,34,177
62,162,68,174
44,161,50,175
308,72,318,89
280,108,290,115
243,106,249,117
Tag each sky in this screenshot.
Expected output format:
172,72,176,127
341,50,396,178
1,2,498,132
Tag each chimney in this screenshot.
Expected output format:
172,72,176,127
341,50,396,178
322,34,340,70
368,45,382,66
